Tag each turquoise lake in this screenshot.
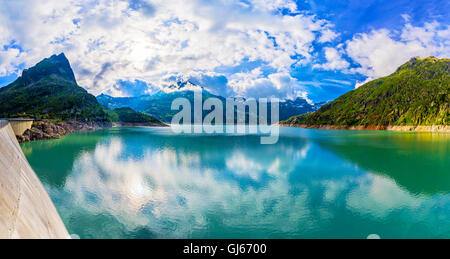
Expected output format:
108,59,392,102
21,127,450,239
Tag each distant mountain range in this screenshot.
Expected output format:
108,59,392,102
0,53,322,126
281,57,449,128
97,88,324,123
1,53,445,130
0,53,164,126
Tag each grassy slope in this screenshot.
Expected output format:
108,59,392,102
282,57,449,127
114,107,163,124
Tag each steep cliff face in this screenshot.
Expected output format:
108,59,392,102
0,120,69,239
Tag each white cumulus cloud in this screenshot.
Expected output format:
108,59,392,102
229,68,310,101
313,47,350,71
346,22,450,79
0,0,337,99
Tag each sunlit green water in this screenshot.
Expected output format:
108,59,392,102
21,127,450,239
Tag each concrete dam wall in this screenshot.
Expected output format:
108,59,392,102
8,119,34,136
0,120,69,239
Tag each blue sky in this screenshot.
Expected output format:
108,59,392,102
0,0,449,102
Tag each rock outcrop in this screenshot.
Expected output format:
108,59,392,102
17,121,112,143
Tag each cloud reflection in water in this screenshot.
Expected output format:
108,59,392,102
40,129,449,239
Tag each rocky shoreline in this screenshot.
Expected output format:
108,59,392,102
279,124,450,132
17,120,170,143
17,121,113,143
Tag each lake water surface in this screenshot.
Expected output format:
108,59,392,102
21,127,450,239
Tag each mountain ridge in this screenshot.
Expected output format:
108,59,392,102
0,53,110,121
0,53,165,127
280,57,449,130
2,53,77,90
97,90,323,123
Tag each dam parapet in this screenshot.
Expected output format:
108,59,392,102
0,120,69,239
0,118,34,136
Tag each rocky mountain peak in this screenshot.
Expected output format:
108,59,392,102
20,53,77,85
